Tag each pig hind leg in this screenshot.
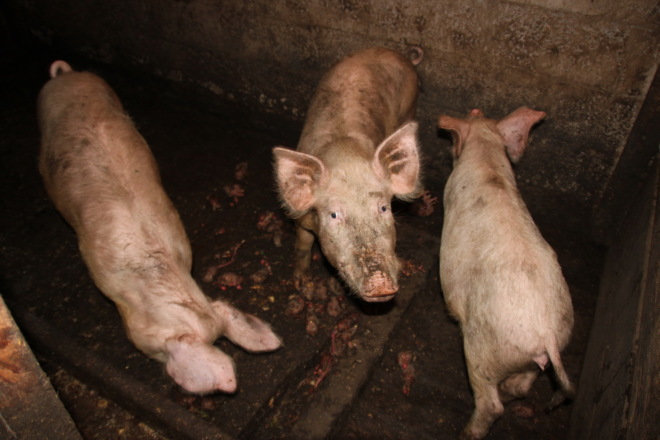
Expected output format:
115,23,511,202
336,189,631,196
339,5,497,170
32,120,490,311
464,375,503,439
545,338,576,410
463,351,504,439
165,334,237,394
210,300,282,353
498,370,538,403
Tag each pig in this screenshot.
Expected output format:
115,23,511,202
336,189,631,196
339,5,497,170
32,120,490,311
273,47,423,303
37,61,282,394
437,108,575,439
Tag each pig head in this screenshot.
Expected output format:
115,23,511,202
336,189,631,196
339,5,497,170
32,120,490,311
38,61,281,394
273,47,423,302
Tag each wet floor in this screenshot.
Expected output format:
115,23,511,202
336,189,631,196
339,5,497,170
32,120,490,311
0,46,605,439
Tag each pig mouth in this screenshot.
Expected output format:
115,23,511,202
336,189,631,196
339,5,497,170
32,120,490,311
359,271,398,302
361,292,396,303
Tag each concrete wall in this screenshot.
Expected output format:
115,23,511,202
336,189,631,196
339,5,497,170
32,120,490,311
569,157,659,440
3,0,659,233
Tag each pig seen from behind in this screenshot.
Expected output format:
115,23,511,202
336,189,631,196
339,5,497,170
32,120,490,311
437,108,575,439
273,47,423,303
37,61,282,394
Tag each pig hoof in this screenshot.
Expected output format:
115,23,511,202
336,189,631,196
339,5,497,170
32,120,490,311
460,428,485,440
293,273,312,291
546,389,569,412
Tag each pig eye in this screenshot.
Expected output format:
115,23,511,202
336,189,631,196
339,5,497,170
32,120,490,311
327,205,342,221
380,205,388,213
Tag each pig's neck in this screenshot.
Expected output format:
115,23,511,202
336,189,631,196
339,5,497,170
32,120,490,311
460,137,517,188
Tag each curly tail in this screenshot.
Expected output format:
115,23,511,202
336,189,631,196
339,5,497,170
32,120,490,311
49,60,73,78
406,46,424,66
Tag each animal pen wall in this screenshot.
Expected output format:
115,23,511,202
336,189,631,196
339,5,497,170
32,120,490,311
1,0,658,439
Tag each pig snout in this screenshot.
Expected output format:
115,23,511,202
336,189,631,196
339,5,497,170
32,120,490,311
361,270,398,302
354,248,400,302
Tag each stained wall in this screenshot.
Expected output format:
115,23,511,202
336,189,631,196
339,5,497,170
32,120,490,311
3,0,659,231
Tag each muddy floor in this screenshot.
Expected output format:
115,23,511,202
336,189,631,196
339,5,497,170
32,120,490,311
0,45,605,440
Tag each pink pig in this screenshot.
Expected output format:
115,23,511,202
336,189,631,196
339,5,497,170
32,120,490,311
38,61,281,394
273,47,423,303
438,108,575,438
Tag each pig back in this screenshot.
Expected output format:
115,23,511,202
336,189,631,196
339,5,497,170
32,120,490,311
440,160,573,353
38,70,192,284
298,47,420,158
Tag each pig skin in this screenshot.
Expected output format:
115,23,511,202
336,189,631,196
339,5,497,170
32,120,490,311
438,107,575,439
273,47,423,303
38,61,281,394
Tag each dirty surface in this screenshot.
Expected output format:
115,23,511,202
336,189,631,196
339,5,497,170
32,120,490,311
0,46,605,439
0,296,82,440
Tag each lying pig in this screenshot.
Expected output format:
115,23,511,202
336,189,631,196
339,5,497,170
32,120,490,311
438,108,575,439
273,47,423,303
38,61,282,394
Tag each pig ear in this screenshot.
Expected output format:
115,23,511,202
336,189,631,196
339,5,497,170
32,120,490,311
373,121,421,199
496,107,546,163
165,335,238,394
210,300,282,353
273,147,327,216
438,115,469,159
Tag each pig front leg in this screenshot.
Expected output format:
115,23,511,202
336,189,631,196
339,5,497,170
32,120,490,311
293,222,315,289
289,211,318,289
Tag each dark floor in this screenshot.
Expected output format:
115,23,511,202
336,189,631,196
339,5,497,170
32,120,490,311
0,43,605,440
